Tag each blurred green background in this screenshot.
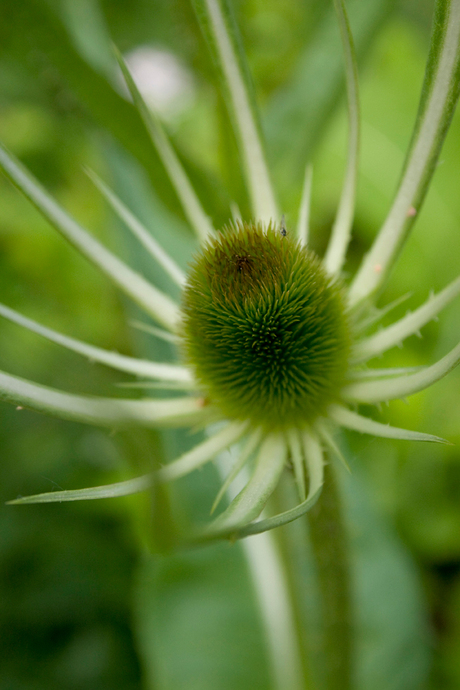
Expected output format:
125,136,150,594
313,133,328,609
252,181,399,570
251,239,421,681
0,0,459,688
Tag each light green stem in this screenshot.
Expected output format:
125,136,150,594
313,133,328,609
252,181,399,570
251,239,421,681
242,529,306,690
216,458,307,690
349,0,460,305
307,462,352,690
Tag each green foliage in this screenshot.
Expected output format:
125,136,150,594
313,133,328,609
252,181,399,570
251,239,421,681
1,1,460,689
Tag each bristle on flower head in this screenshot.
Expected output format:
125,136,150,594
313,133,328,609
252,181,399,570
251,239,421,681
181,221,351,430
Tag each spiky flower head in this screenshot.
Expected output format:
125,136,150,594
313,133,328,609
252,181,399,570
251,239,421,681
182,221,350,430
0,0,459,544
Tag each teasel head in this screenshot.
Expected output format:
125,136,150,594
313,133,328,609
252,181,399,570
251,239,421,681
0,0,460,542
182,221,351,431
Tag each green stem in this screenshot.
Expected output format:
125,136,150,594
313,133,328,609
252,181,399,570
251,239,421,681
241,529,306,690
307,462,353,690
215,461,307,690
349,0,460,305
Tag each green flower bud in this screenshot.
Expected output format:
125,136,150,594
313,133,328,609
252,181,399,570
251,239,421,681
181,221,351,430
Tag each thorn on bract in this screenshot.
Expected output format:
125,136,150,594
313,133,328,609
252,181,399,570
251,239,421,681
407,206,417,217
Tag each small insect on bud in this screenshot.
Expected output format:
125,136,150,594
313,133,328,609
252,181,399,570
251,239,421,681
280,215,287,237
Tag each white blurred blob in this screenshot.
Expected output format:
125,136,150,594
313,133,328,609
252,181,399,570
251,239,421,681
122,46,195,120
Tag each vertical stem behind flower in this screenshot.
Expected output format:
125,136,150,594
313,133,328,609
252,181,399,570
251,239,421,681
324,0,360,276
193,0,278,222
349,0,460,306
216,454,307,690
307,462,353,690
242,532,306,690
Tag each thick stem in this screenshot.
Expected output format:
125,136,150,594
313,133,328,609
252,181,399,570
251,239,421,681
217,459,306,690
307,462,353,690
241,530,306,690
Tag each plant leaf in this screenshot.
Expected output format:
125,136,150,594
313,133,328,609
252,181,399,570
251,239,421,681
192,0,278,222
349,0,460,305
206,433,286,533
0,303,193,384
287,429,307,501
343,340,460,403
0,142,179,331
115,48,215,244
0,0,224,224
211,428,261,514
324,0,360,275
354,276,460,361
86,169,186,287
296,164,313,247
265,0,396,204
157,422,248,482
0,369,209,428
7,475,152,505
329,405,449,443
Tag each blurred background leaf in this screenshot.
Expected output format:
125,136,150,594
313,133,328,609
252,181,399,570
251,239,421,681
1,0,460,688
